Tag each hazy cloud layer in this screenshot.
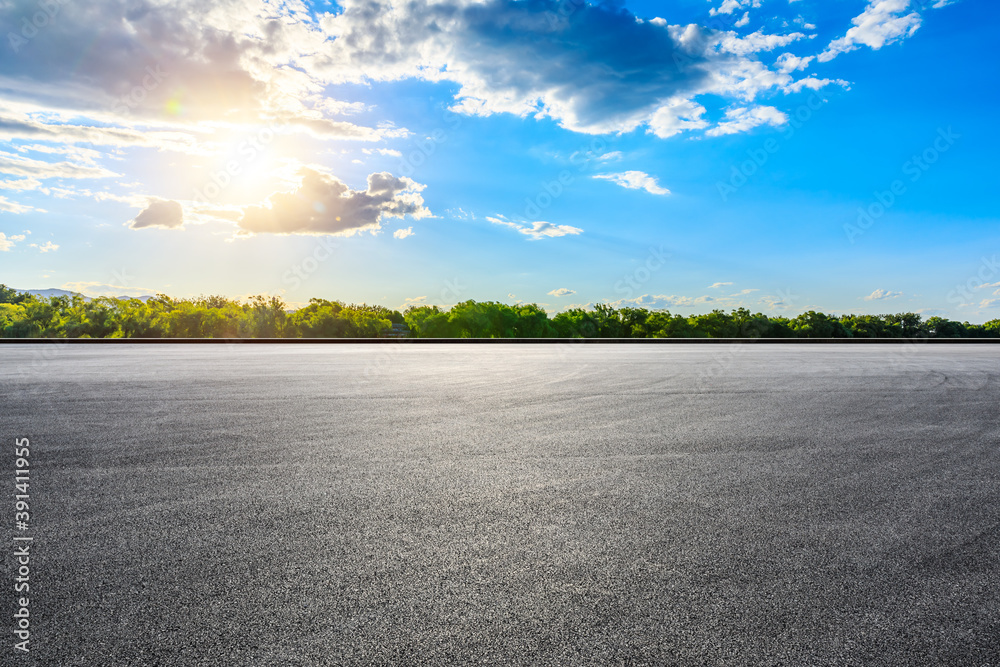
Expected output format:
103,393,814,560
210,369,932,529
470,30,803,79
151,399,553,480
487,215,583,240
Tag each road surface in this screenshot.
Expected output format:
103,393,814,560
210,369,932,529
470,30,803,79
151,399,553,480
2,344,999,665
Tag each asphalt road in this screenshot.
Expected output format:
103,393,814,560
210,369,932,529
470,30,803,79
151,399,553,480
2,344,999,665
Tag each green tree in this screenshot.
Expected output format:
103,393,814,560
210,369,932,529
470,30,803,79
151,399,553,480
791,311,852,338
238,295,288,338
0,285,32,305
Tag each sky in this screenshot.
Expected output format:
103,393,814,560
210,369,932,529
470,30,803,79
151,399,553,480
0,0,997,319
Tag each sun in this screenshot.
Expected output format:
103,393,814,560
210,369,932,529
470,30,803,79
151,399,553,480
213,125,295,195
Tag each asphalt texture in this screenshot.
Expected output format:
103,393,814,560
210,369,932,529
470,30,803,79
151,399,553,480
1,344,999,666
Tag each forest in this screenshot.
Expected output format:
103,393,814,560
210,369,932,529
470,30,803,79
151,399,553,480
1,285,997,339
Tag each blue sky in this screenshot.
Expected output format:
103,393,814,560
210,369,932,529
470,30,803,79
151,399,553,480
0,0,997,319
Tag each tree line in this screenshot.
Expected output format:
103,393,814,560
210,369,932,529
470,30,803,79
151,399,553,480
1,285,997,339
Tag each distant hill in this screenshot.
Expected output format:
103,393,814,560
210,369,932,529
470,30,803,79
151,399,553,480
17,288,83,299
14,289,156,302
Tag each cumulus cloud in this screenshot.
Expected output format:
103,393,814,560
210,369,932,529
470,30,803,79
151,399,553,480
0,0,395,209
548,288,576,297
710,0,750,16
709,282,734,289
394,227,415,239
239,169,430,237
820,0,922,62
487,215,583,240
29,241,59,253
648,98,710,139
317,0,813,137
128,199,185,230
776,52,815,73
705,105,787,136
717,30,810,57
593,171,670,196
864,288,903,301
0,0,378,132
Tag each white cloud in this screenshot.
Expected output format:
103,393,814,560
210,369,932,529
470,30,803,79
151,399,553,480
0,0,389,139
548,288,576,297
29,241,59,253
648,98,709,139
364,148,404,157
607,294,716,310
318,1,809,138
776,52,815,73
394,227,414,239
711,0,747,16
0,197,37,214
593,171,671,196
864,288,903,301
487,215,583,240
717,30,809,58
976,281,1000,289
785,77,848,94
0,150,119,181
709,282,734,289
705,105,787,136
0,178,44,192
0,232,27,251
979,299,1000,309
820,0,922,62
239,169,430,237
